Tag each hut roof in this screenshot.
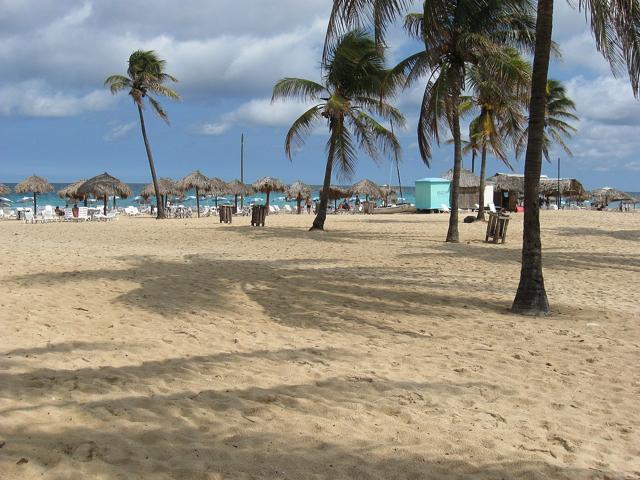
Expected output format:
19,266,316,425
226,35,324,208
487,173,525,194
286,181,311,200
77,172,132,198
206,177,228,195
226,179,253,196
140,178,177,198
539,178,586,197
351,179,384,199
441,168,482,188
0,184,11,195
325,185,349,200
591,187,632,202
15,175,54,194
176,171,209,191
58,180,87,200
252,176,286,193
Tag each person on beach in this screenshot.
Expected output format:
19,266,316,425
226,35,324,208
72,204,79,217
306,197,312,214
355,195,361,207
54,206,64,217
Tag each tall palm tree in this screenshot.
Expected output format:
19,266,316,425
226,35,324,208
394,0,536,242
515,79,577,161
105,50,180,219
512,0,640,315
272,30,404,231
462,49,531,220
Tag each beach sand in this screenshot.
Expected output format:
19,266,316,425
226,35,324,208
0,211,638,479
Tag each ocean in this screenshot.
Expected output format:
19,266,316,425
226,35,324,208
0,183,418,210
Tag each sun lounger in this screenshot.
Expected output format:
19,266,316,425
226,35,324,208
440,204,450,213
24,211,35,224
78,207,90,221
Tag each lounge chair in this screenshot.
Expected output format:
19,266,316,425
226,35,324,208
78,207,90,221
440,204,451,213
24,211,35,224
283,204,293,214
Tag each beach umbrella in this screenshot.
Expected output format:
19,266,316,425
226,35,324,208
380,185,398,206
176,171,209,218
226,179,253,210
141,177,177,209
58,180,89,206
286,181,311,214
321,185,349,212
15,175,54,213
206,177,228,208
591,187,631,205
0,184,10,195
77,172,132,215
252,176,286,210
350,179,384,202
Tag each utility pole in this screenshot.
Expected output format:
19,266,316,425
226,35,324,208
389,119,403,201
240,133,244,208
557,157,561,209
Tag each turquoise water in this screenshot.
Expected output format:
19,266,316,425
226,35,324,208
0,183,417,210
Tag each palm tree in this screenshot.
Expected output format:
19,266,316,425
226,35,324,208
105,50,180,219
462,49,531,220
272,30,404,231
394,1,536,242
512,0,640,315
515,79,577,161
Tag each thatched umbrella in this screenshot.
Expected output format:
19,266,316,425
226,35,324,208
252,176,286,210
286,181,311,214
176,171,209,218
322,185,349,212
206,177,228,208
380,185,398,206
77,172,132,215
15,175,54,213
0,184,10,195
141,177,177,209
591,187,631,205
226,179,253,210
350,179,384,202
58,180,89,206
540,178,586,199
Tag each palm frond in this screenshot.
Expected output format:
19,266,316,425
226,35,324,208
284,105,324,159
271,78,327,103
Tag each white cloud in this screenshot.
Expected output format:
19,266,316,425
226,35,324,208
196,122,231,136
104,121,137,141
0,80,116,117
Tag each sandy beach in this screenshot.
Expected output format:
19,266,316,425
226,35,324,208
0,211,638,479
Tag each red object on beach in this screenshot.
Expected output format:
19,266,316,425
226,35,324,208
516,206,524,213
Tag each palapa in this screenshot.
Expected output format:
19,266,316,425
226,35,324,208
286,181,311,214
539,178,586,198
58,180,88,204
252,176,286,209
486,173,525,194
591,187,632,204
77,172,132,215
226,179,253,210
15,175,54,213
176,171,209,217
322,185,349,212
350,179,384,201
206,177,228,207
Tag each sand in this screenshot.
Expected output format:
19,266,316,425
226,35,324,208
0,210,638,479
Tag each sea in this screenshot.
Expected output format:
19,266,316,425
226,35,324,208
0,183,418,210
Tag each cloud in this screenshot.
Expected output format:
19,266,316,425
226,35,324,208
0,80,116,117
104,121,137,141
196,122,231,136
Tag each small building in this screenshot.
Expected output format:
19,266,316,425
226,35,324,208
488,173,586,210
441,168,494,210
415,178,451,212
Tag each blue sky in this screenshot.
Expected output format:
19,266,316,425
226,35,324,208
0,0,639,190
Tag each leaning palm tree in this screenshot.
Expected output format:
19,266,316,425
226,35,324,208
272,30,404,231
462,49,531,220
105,50,180,219
515,79,577,162
395,2,536,242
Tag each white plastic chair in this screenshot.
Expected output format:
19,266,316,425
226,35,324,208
440,204,451,213
78,207,90,221
24,211,35,224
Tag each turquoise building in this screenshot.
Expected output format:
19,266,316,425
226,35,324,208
415,178,451,211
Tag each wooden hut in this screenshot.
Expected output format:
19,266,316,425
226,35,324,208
487,173,524,211
442,168,494,210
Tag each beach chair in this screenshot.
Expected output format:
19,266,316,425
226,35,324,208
283,204,293,214
488,203,497,213
440,204,450,213
42,206,55,223
78,207,90,221
23,211,35,224
106,210,119,221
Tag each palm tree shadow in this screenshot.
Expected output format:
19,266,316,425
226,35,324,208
555,226,640,242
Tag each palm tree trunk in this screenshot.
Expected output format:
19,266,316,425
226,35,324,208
196,186,200,218
446,88,463,243
266,191,271,213
137,104,165,219
477,144,488,221
103,194,107,215
33,193,37,215
234,194,238,211
512,0,553,315
310,126,336,231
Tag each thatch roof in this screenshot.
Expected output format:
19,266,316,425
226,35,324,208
539,178,586,197
252,176,286,193
140,178,177,199
351,179,384,199
77,172,132,198
0,184,11,195
487,173,525,193
286,181,311,200
58,180,87,200
324,185,349,200
176,171,209,191
15,175,54,194
441,168,481,188
591,187,632,202
226,179,253,196
206,177,228,195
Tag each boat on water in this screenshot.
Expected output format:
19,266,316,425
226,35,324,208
373,204,417,214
